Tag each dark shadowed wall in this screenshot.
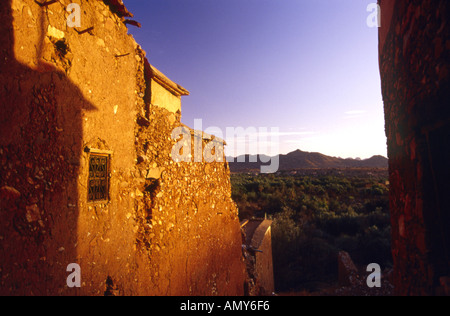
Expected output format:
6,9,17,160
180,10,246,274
379,0,450,295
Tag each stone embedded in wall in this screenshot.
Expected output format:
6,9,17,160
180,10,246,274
145,166,165,180
0,186,21,202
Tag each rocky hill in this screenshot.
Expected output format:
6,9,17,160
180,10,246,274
228,149,388,173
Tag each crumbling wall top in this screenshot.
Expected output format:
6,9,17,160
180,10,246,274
103,0,133,18
241,219,273,250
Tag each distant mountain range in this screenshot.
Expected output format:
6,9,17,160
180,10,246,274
228,149,388,173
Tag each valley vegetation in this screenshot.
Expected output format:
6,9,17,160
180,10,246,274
231,168,391,292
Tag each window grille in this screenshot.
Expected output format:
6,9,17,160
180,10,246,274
88,154,110,202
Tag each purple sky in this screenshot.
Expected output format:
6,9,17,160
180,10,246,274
125,0,386,159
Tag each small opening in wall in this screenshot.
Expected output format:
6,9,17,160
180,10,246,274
54,39,69,57
145,179,160,220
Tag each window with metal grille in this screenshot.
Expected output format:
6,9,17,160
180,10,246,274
88,154,110,202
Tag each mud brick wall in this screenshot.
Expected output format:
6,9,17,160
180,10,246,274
252,223,274,296
0,0,244,296
241,220,274,296
379,0,450,295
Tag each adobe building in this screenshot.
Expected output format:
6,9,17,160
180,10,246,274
241,219,274,296
0,0,245,295
379,0,450,295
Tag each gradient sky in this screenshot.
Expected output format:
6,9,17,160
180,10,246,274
125,0,387,159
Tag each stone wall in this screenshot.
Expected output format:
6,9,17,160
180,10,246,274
133,97,245,296
0,0,244,296
379,0,450,295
